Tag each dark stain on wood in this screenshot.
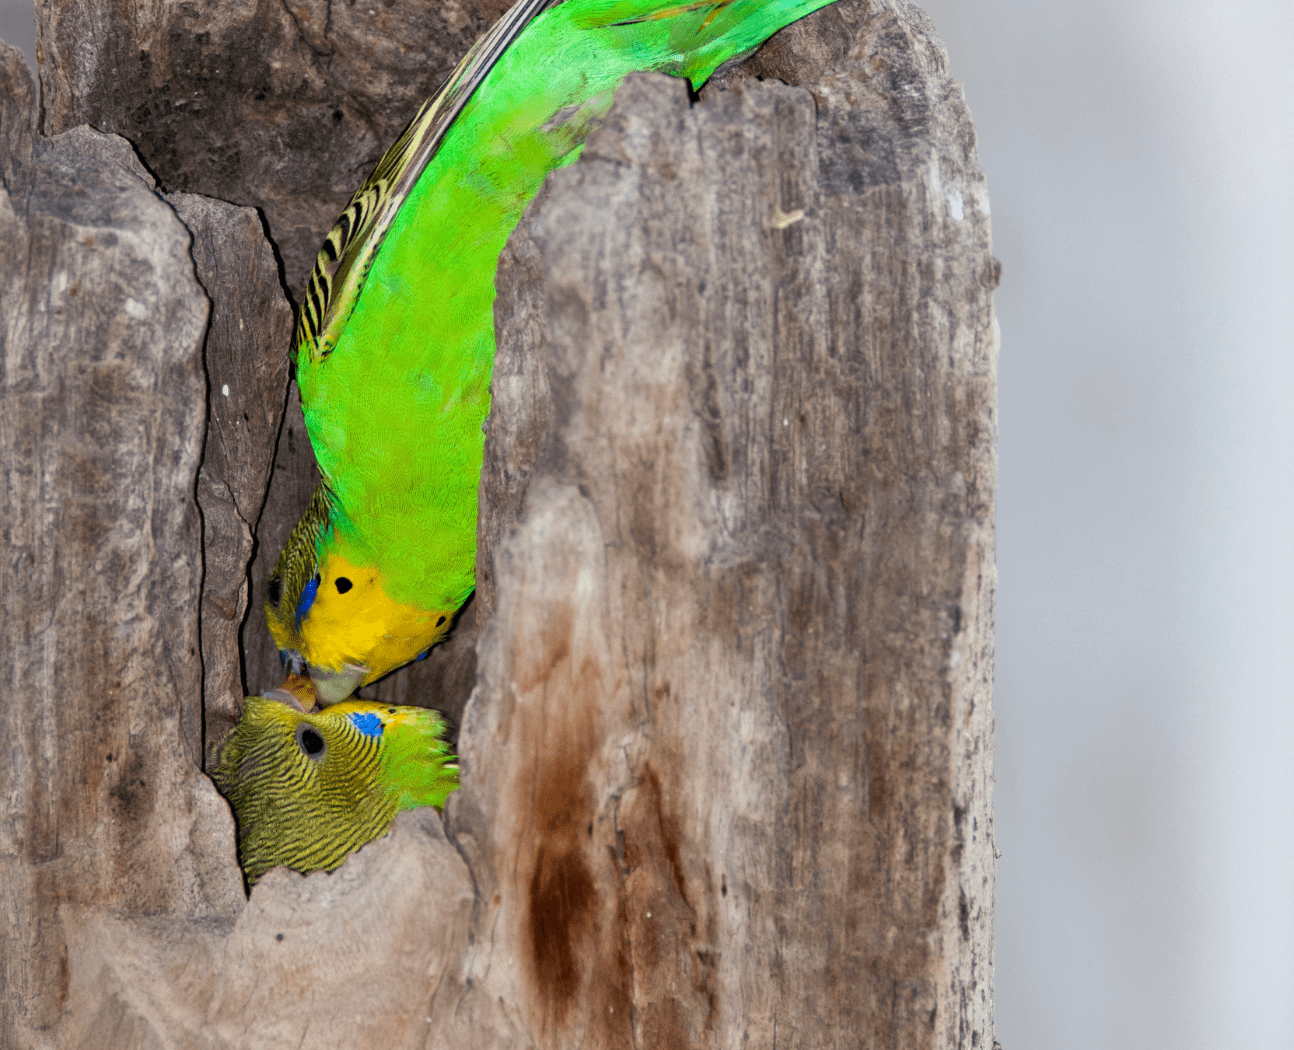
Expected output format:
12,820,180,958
528,841,597,1017
516,602,602,1031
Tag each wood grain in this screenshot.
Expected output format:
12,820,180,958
167,191,294,762
35,0,514,296
466,18,997,1040
0,0,997,1043
0,39,244,1040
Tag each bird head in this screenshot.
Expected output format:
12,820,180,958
265,488,372,704
265,485,456,704
211,695,458,886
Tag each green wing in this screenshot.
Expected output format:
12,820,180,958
294,0,563,372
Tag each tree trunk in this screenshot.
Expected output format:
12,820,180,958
0,0,997,1046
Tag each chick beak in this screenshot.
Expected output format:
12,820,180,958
263,673,319,713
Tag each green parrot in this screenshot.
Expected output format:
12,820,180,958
212,695,459,885
265,0,838,703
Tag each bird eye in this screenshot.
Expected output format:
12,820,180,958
268,576,282,605
335,576,353,594
295,724,326,760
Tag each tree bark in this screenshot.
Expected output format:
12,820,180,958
0,0,997,1045
34,0,515,296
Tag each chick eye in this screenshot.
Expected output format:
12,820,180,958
295,724,326,760
335,577,352,594
268,576,282,606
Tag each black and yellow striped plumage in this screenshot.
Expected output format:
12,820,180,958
264,484,334,674
212,696,458,885
293,0,560,366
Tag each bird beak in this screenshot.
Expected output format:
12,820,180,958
263,673,320,713
308,662,369,705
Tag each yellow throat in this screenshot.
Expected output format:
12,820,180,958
289,550,455,704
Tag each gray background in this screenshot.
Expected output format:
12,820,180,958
2,0,1290,1047
916,1,1294,1047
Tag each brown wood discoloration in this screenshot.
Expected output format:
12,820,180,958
616,761,720,1046
510,604,604,1025
466,5,996,1040
1,0,995,1044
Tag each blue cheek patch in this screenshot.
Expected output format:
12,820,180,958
294,575,319,632
348,711,384,738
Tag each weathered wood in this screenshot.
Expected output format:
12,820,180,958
0,0,997,1044
35,0,514,296
465,17,997,1041
0,37,244,1039
55,810,474,1048
167,191,294,762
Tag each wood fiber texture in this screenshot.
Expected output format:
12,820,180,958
0,0,997,1045
466,9,997,1041
0,38,245,1039
35,0,512,297
167,191,294,761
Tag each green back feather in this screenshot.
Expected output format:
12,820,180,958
294,0,562,368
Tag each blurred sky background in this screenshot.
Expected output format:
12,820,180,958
2,1,1291,1048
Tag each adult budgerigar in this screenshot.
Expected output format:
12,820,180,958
266,0,838,703
212,695,459,884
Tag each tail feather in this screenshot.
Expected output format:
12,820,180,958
565,0,836,87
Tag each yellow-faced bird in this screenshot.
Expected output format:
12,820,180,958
265,0,839,702
212,696,458,885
